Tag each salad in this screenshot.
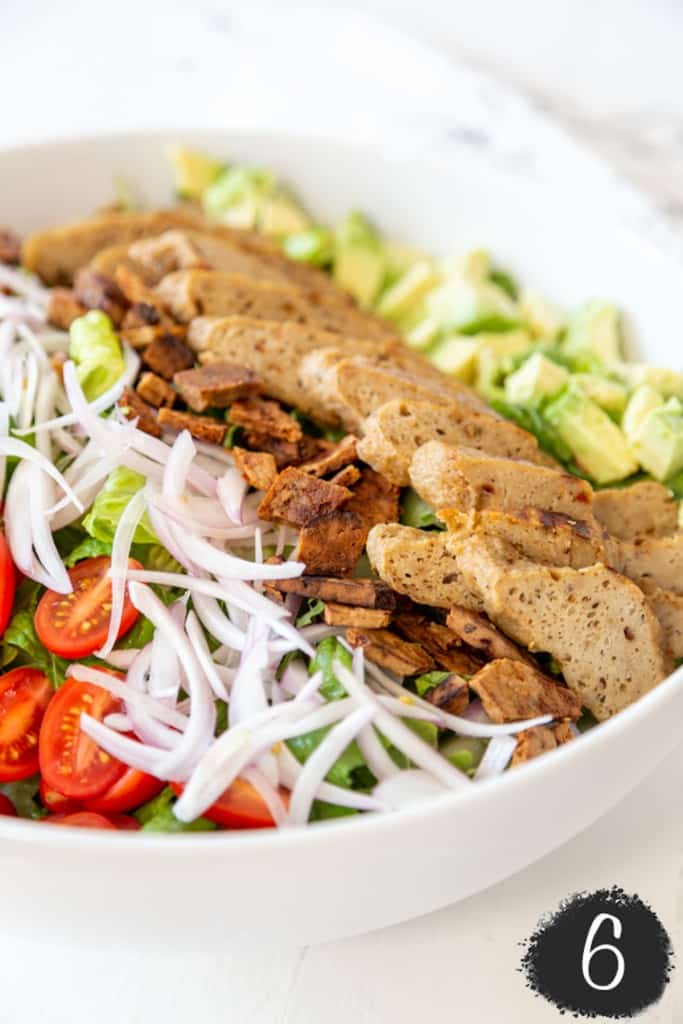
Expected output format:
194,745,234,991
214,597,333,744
0,146,679,834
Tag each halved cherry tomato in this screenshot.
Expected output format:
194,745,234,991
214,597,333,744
39,678,127,799
84,767,164,815
0,793,17,816
0,531,16,637
107,814,141,831
171,778,288,830
34,556,142,659
45,811,117,830
0,668,52,781
39,778,81,815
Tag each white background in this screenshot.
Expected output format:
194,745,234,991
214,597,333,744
1,3,683,1021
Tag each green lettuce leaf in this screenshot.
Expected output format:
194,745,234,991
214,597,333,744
63,536,112,567
309,636,352,701
0,776,46,819
412,670,451,698
69,310,125,401
296,598,324,628
83,467,157,545
400,488,443,530
134,786,217,832
3,610,68,688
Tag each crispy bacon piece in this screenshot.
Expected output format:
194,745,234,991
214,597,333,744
446,606,534,666
174,363,261,412
228,397,302,443
118,387,162,438
0,228,21,264
73,268,129,327
142,335,195,380
423,674,470,716
157,407,226,444
322,603,392,629
266,575,396,609
346,627,433,677
469,659,581,723
392,611,483,675
298,435,358,478
257,467,352,528
232,447,278,492
46,287,87,330
136,372,176,409
510,722,574,766
329,465,361,488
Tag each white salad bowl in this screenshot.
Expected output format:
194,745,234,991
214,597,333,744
1,131,682,951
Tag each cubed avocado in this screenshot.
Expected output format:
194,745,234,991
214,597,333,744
474,330,534,395
333,211,386,307
377,260,440,320
505,352,569,403
572,374,628,416
282,226,334,266
429,337,478,381
259,194,311,237
460,249,491,282
621,385,665,442
519,288,567,340
563,300,622,366
631,398,683,481
426,275,519,334
545,383,638,484
203,166,276,226
383,240,429,283
615,363,683,400
166,145,224,200
405,316,441,351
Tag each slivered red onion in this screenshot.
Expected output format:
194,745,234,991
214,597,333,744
123,647,183,750
373,770,446,810
98,488,146,657
28,463,71,593
0,435,83,511
173,529,305,582
229,619,270,725
217,467,248,525
286,706,375,825
80,714,165,775
191,592,246,652
173,725,253,821
104,649,140,670
148,599,185,704
241,767,287,827
163,430,196,500
147,491,258,540
185,610,230,700
68,664,188,731
475,736,517,780
280,659,309,696
103,712,133,732
277,745,385,813
335,662,470,791
146,503,195,571
357,725,400,782
0,402,8,496
128,583,216,780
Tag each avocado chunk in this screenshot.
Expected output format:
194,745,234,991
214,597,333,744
614,363,683,400
166,145,224,200
405,316,441,351
333,211,385,307
377,260,440,320
282,226,334,266
203,166,310,236
505,352,569,403
260,194,311,237
545,382,638,484
426,274,519,334
563,300,622,367
621,385,665,442
519,288,566,340
630,398,683,481
474,329,534,394
572,374,628,416
429,337,478,381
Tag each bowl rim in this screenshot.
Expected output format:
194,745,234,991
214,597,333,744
1,127,682,855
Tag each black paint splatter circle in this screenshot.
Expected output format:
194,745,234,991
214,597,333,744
520,887,674,1018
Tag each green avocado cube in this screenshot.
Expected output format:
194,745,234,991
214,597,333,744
333,211,386,307
377,260,440,320
505,353,569,403
563,300,622,366
572,374,628,416
615,363,683,400
429,337,478,381
166,145,224,200
519,288,566,340
545,383,638,484
621,385,665,442
631,398,683,481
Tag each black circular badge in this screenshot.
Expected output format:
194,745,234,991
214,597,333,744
520,887,674,1018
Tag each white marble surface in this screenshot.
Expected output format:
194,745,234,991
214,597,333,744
1,3,682,1021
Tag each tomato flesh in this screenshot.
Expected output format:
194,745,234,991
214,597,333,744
0,793,17,816
0,530,16,637
0,668,52,781
84,767,164,815
35,556,142,659
39,778,81,815
39,678,127,799
45,811,117,830
171,778,287,830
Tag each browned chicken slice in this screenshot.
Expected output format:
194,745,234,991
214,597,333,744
441,507,609,570
592,481,679,540
157,269,397,341
446,606,534,665
297,352,490,433
356,399,553,487
469,659,582,722
128,229,291,285
409,441,593,518
266,575,396,609
346,627,433,676
637,580,683,658
392,610,484,675
322,604,392,629
257,467,352,528
612,532,683,595
453,534,671,720
366,523,483,611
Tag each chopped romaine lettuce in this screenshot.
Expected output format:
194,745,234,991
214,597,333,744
63,536,112,567
3,610,68,688
68,310,125,401
83,467,157,545
296,598,325,628
440,735,487,775
135,787,216,832
400,489,443,530
0,776,45,819
283,226,334,266
412,670,450,698
309,637,352,701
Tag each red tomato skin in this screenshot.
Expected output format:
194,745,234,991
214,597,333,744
0,668,52,782
107,814,141,831
84,768,164,815
34,557,143,659
171,779,286,830
39,778,81,815
0,531,16,637
45,811,117,830
0,793,17,816
38,679,127,800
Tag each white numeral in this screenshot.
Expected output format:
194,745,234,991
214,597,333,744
581,913,625,991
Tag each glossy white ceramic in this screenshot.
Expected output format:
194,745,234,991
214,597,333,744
1,132,681,950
